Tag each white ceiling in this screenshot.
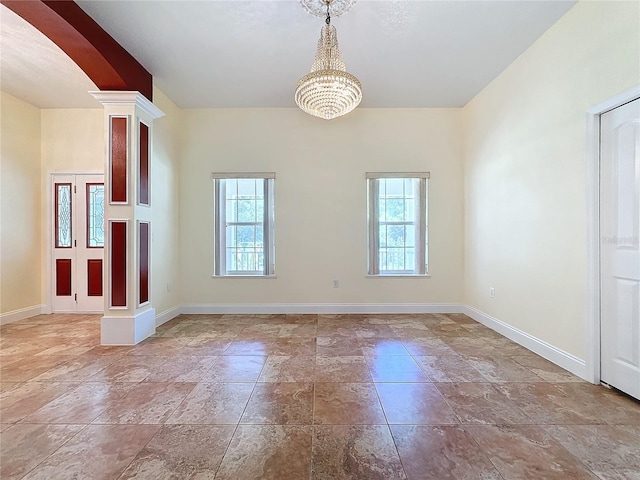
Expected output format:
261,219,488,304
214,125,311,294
1,0,576,109
0,5,100,108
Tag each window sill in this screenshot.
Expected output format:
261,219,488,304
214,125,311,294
366,274,431,278
212,275,277,279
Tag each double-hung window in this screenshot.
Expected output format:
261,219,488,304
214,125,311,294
367,172,429,276
212,173,275,276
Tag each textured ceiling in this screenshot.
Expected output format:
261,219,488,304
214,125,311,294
0,5,100,108
1,0,577,109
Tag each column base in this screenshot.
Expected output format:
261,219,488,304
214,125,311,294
101,308,156,345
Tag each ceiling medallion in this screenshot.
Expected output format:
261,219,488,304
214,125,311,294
300,0,356,18
295,0,362,120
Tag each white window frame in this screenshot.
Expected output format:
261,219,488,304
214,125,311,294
367,172,429,276
212,172,276,277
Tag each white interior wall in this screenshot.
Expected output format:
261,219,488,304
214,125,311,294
2,1,638,378
0,87,182,322
40,108,104,311
2,99,465,318
0,92,42,317
39,91,182,319
463,0,640,362
40,109,104,172
151,88,182,319
179,108,464,309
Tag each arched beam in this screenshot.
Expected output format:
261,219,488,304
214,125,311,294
2,0,152,100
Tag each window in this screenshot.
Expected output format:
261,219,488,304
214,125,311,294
367,173,429,275
212,173,275,276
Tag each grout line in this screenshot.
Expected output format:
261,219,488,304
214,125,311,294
13,422,91,479
6,312,638,479
310,379,316,480
115,423,164,479
211,363,263,478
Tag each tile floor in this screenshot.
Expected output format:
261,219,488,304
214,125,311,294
1,312,640,479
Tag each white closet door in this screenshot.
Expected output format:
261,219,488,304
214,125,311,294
600,97,640,400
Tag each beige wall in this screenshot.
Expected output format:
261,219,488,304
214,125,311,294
0,92,42,314
39,91,183,318
151,88,182,316
0,90,183,319
40,108,104,307
40,109,104,173
179,108,464,306
463,0,640,359
3,0,637,366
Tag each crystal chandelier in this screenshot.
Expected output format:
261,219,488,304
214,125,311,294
295,0,362,120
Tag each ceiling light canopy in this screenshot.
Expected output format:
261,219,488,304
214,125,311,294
295,0,362,120
300,0,355,18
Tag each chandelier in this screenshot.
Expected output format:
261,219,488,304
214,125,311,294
295,0,362,120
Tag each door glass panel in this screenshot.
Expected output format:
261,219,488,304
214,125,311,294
87,184,105,248
55,183,72,248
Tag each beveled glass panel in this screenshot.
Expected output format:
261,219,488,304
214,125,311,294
87,184,105,248
56,183,72,248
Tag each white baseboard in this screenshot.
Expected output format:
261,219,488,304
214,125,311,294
0,305,46,325
463,305,587,380
5,299,580,380
155,305,182,327
181,303,463,315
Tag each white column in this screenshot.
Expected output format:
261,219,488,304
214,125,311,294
90,91,164,345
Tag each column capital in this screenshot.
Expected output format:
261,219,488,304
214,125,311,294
89,91,165,119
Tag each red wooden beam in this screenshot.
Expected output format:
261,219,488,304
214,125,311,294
2,0,152,100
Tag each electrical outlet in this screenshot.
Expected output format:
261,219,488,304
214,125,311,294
332,279,339,288
167,282,172,293
489,287,495,298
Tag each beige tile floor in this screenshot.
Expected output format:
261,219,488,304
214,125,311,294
1,312,640,479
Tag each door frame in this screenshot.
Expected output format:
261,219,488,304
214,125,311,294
46,170,104,314
586,85,640,384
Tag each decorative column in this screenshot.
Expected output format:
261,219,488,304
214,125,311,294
91,91,164,345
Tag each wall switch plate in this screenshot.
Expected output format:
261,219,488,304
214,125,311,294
489,287,495,298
